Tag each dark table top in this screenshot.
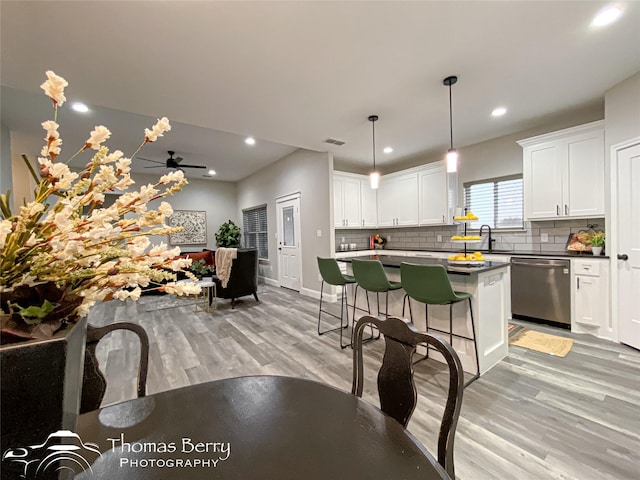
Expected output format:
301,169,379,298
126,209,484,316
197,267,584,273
338,247,609,259
338,254,510,276
75,376,450,480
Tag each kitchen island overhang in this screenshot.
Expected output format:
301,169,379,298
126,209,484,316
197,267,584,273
338,255,511,377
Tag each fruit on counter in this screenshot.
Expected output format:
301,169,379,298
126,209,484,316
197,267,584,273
448,251,485,262
453,211,479,221
450,235,482,241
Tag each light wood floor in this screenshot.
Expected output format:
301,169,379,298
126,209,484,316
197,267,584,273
88,284,640,480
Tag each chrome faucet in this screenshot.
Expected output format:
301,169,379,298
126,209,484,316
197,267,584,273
479,224,495,252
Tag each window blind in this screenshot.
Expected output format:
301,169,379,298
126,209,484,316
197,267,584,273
464,176,523,229
243,205,268,259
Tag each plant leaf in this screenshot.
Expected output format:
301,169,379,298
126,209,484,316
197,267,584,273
12,299,59,325
22,154,40,184
0,191,12,219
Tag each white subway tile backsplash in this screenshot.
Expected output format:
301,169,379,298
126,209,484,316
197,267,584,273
334,217,605,253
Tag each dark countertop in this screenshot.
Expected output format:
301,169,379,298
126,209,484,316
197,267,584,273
337,247,609,259
338,255,510,276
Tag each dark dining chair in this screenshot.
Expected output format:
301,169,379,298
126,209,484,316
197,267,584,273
81,322,149,414
352,315,464,479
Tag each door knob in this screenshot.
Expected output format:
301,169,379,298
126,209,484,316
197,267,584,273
617,254,628,260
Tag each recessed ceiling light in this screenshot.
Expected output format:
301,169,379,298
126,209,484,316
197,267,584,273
491,106,507,117
383,147,393,154
592,5,623,27
71,102,89,113
208,170,216,176
245,137,255,146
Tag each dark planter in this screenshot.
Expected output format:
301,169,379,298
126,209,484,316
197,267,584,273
1,318,87,478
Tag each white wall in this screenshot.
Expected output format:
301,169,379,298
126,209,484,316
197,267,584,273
605,71,640,148
237,149,333,294
133,173,238,250
0,124,13,211
603,71,640,232
367,103,604,205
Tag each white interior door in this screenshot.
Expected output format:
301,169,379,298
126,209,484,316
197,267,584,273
277,194,301,291
614,141,640,350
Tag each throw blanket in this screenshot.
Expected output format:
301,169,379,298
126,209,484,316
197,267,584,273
215,248,238,289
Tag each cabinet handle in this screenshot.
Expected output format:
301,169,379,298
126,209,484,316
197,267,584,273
556,205,560,216
362,219,364,227
565,204,568,215
442,215,445,223
577,277,580,289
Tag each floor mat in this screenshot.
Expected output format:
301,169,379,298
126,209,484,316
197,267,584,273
508,326,574,357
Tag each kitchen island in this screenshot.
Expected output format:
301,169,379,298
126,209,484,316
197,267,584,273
338,255,511,376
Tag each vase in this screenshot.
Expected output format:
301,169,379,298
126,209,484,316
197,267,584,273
591,246,603,256
1,317,87,478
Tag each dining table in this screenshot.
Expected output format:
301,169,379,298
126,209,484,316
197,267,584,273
74,375,450,479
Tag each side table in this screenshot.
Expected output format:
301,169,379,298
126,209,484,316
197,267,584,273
195,279,217,312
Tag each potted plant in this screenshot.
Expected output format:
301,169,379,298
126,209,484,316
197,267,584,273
0,71,200,463
190,259,216,280
216,220,241,247
590,231,605,256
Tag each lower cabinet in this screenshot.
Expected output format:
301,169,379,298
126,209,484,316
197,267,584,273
572,258,611,339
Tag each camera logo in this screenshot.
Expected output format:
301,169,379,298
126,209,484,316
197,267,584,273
2,430,101,478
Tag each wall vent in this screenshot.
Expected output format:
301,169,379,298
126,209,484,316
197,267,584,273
324,138,346,146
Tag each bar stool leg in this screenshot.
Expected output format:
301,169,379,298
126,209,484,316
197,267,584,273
318,281,349,338
317,280,325,335
464,297,480,388
339,284,352,349
402,294,408,317
449,304,454,347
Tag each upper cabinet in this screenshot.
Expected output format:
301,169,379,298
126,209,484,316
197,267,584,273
360,178,378,228
334,172,377,229
377,171,419,227
418,161,457,226
518,121,605,220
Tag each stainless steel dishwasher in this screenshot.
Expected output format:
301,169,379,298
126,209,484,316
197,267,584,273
511,257,571,326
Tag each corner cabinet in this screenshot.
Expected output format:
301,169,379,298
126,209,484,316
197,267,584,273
418,161,457,225
334,172,377,229
518,121,605,220
377,171,419,227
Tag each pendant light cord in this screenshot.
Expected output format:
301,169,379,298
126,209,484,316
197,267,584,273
448,83,454,150
372,119,376,171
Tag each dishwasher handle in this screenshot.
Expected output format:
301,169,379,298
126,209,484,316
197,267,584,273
511,260,568,268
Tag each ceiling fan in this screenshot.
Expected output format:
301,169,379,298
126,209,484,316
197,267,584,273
139,151,206,170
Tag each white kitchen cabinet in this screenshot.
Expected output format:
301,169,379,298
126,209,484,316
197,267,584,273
377,171,419,227
418,161,457,225
519,121,605,220
572,258,611,339
334,172,365,228
360,179,378,228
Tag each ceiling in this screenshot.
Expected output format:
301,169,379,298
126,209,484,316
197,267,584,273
1,1,639,182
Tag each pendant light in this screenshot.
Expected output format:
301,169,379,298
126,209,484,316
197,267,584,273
368,115,380,189
443,75,458,173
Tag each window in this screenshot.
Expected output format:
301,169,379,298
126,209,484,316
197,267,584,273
243,205,268,259
464,175,524,229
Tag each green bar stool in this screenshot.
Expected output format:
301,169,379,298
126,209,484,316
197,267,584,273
317,257,356,349
400,262,480,388
351,259,403,321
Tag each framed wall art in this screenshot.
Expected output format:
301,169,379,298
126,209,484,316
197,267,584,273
168,210,207,245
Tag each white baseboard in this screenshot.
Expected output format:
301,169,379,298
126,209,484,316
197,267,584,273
300,287,338,302
262,279,338,303
260,276,279,287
